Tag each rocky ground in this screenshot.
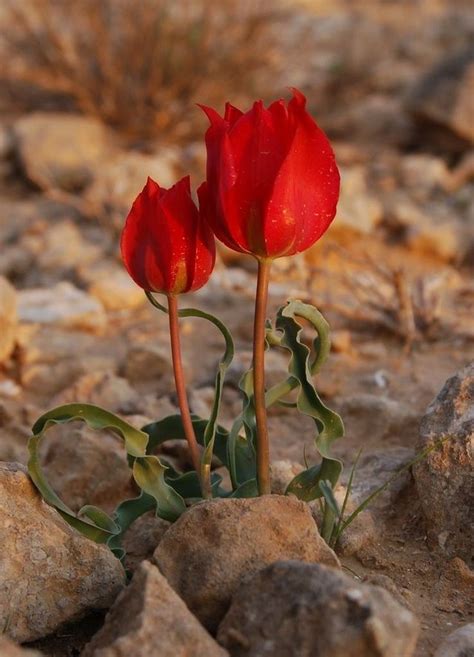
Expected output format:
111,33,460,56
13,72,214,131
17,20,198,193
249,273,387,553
0,1,473,656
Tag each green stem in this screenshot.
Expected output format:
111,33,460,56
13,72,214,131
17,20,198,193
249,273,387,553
167,294,210,499
253,258,272,495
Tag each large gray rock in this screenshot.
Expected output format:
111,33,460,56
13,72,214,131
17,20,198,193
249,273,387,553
14,113,111,191
81,561,228,657
0,276,17,362
0,462,125,642
413,363,473,560
153,496,339,632
217,561,419,657
434,623,474,657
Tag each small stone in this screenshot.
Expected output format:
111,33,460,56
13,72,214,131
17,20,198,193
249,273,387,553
51,371,140,415
0,276,17,362
18,282,106,334
81,561,228,657
13,113,111,192
336,509,377,558
0,462,125,642
0,636,43,656
433,558,474,616
413,363,473,560
217,561,419,657
153,496,339,632
87,267,145,311
332,166,383,235
85,150,179,229
122,344,174,391
338,393,419,448
434,623,474,657
270,460,304,495
122,513,170,573
40,424,134,513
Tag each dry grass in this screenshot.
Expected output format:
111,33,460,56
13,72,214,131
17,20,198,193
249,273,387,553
1,0,282,141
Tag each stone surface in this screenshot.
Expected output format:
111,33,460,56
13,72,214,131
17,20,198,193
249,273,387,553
0,276,17,362
40,424,134,513
153,496,339,632
86,266,145,311
85,150,179,229
333,166,383,234
51,371,140,414
434,624,474,657
0,462,125,642
413,363,473,560
270,459,304,495
122,513,170,573
217,561,419,657
13,113,111,191
18,282,106,333
0,636,42,656
81,561,228,657
122,343,174,391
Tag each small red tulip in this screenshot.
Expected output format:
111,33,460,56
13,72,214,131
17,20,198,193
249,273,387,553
121,176,215,295
199,89,340,259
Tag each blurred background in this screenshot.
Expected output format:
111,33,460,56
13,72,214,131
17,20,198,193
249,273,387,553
0,2,473,653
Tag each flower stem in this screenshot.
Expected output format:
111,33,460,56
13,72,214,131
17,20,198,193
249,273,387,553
253,258,272,495
167,294,210,499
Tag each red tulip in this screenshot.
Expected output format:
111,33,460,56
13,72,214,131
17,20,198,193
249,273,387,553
121,176,216,295
199,89,340,259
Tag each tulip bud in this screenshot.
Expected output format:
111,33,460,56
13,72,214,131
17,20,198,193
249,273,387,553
121,176,216,295
199,89,340,259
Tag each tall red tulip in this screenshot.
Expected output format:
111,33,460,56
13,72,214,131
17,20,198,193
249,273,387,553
199,88,340,259
121,175,216,497
121,176,215,295
200,89,340,495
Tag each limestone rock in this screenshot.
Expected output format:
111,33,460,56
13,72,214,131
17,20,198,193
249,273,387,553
0,462,125,642
0,276,17,362
153,496,339,632
13,113,111,192
122,513,170,573
270,460,304,495
81,561,228,657
434,624,474,657
333,166,383,235
413,363,473,560
18,282,106,334
217,561,419,657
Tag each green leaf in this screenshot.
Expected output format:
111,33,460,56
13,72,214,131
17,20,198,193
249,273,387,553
230,478,259,498
28,403,150,542
227,369,258,488
166,470,223,499
107,491,156,559
132,455,186,522
275,300,344,501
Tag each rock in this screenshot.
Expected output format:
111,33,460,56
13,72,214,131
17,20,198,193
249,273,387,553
153,496,340,632
122,513,170,573
332,166,383,235
81,561,228,657
434,624,474,657
17,326,116,398
22,220,102,274
399,154,450,201
81,264,145,311
217,561,419,657
413,363,473,560
40,424,134,513
18,282,106,334
345,447,416,510
0,462,125,642
336,509,377,558
13,113,111,192
122,344,174,391
407,47,474,150
85,150,179,230
338,393,419,448
0,636,42,656
433,558,474,616
51,371,140,415
225,349,289,389
0,276,17,362
270,460,304,495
